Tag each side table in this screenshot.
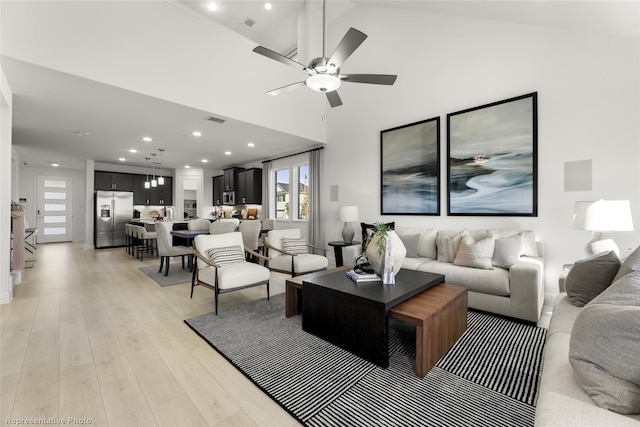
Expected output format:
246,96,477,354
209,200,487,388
327,241,361,267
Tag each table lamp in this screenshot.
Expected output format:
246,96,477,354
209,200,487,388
339,206,359,245
573,200,634,256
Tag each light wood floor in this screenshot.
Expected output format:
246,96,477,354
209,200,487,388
1,242,300,427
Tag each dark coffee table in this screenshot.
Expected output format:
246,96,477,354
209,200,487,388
302,269,445,367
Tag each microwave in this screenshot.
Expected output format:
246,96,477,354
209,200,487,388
223,191,235,205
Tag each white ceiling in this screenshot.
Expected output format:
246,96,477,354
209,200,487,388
4,1,639,172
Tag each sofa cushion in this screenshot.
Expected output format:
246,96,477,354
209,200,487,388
395,227,437,259
547,293,583,337
569,271,640,414
613,244,640,283
417,260,510,296
436,230,467,263
489,229,538,257
454,234,495,269
565,251,620,307
397,233,420,258
492,233,524,269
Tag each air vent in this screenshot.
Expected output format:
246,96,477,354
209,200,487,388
244,18,255,27
206,115,226,124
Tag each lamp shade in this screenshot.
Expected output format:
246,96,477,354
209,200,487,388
339,206,359,222
573,200,634,231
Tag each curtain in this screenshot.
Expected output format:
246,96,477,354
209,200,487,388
262,161,272,219
308,149,323,247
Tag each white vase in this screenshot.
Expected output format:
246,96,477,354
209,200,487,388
365,230,406,283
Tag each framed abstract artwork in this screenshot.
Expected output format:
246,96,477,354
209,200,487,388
447,92,538,216
381,117,440,215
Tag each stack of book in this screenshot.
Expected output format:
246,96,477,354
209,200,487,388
346,269,381,283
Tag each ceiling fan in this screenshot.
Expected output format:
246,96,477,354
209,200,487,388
252,0,397,108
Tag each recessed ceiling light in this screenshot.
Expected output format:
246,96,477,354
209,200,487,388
51,163,59,167
192,131,202,137
206,1,218,12
247,142,255,147
118,158,126,162
201,159,208,163
129,148,137,153
264,3,272,10
185,165,191,169
224,151,232,155
73,131,90,137
142,136,152,142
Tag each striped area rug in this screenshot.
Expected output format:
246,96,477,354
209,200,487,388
185,293,546,427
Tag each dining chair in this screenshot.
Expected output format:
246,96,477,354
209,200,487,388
239,220,262,262
155,221,193,276
188,219,211,231
209,221,237,235
219,218,240,230
263,229,328,277
192,232,270,314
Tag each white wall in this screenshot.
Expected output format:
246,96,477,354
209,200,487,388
322,6,640,298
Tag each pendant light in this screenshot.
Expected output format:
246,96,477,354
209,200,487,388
150,153,158,187
158,148,165,185
144,157,151,189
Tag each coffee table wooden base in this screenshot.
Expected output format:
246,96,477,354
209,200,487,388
389,283,468,377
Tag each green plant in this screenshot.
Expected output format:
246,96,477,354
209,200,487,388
372,222,392,255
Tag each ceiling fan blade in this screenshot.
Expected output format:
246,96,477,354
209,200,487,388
328,28,367,68
253,46,306,71
341,74,398,85
326,91,343,108
267,81,307,96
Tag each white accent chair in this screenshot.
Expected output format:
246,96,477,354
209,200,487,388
210,221,237,235
155,221,192,276
264,229,328,277
192,232,271,314
188,219,210,231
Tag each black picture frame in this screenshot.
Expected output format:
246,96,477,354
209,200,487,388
380,117,440,215
447,92,538,216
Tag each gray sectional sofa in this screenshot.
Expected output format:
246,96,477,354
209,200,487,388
535,247,640,426
343,227,545,323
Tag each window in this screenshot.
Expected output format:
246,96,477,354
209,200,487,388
298,164,309,220
270,158,310,221
275,168,290,219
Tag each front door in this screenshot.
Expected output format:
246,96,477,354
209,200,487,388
36,174,74,243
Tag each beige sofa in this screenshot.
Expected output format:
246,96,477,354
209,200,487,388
535,277,640,426
343,227,545,323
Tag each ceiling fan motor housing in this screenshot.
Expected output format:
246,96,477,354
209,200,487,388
305,57,341,92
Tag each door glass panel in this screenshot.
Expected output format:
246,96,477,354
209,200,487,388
44,192,66,200
44,179,66,188
44,227,66,235
44,203,67,211
44,216,66,223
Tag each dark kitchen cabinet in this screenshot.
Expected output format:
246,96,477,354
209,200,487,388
95,171,133,191
237,168,262,204
212,175,224,205
132,175,172,205
223,167,244,191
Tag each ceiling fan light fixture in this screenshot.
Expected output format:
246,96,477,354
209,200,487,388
306,74,341,93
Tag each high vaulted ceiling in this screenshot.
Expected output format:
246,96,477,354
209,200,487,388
3,1,638,172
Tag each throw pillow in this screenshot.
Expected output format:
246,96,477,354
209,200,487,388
397,234,420,258
612,244,640,283
565,251,621,307
492,233,524,269
569,270,640,414
282,237,308,254
361,222,395,251
454,234,495,270
205,245,245,266
489,229,539,257
436,230,467,263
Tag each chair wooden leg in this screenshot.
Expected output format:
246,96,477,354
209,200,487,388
267,281,270,301
181,256,185,270
165,258,170,276
159,256,164,273
190,268,197,298
215,289,219,315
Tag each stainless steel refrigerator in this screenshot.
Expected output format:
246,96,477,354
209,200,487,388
95,191,133,248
